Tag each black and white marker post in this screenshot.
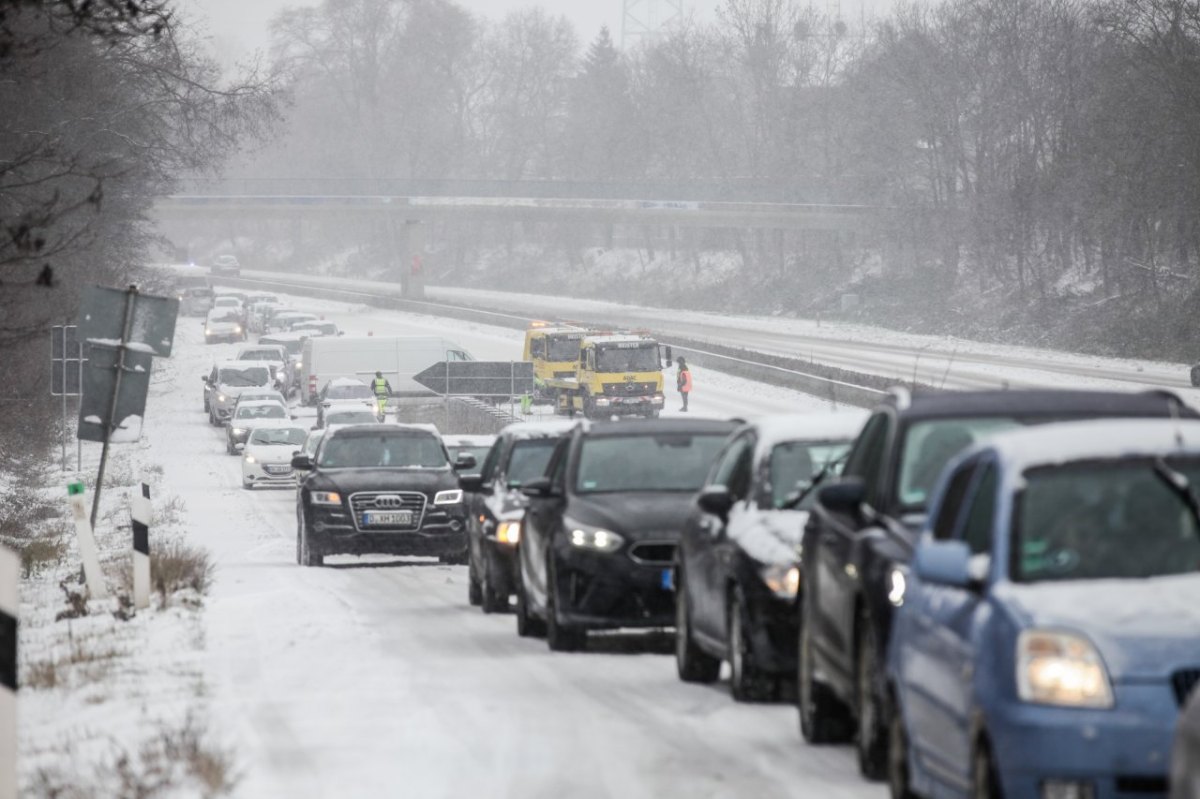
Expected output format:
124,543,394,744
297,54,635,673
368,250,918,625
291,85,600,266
130,483,151,610
0,545,18,799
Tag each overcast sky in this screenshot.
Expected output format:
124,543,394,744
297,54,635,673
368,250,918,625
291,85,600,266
188,0,899,63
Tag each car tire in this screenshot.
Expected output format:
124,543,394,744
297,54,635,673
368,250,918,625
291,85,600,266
798,596,853,744
728,587,777,702
480,565,507,614
675,569,721,683
298,513,324,567
226,439,236,456
857,615,889,780
468,556,483,607
888,694,919,799
515,553,546,638
971,737,1002,799
546,554,586,652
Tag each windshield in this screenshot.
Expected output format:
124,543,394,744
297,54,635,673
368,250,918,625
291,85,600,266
240,350,281,362
235,404,286,420
576,433,728,493
1015,458,1200,583
326,410,378,425
218,367,269,387
770,441,853,509
594,344,660,373
250,427,307,446
327,384,373,400
318,433,448,469
507,439,558,487
303,432,324,456
898,417,1024,510
547,336,583,361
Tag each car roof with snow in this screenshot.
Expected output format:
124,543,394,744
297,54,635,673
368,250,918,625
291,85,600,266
236,399,286,408
215,360,271,371
958,418,1200,475
748,411,870,451
499,419,577,440
442,434,496,447
888,388,1195,422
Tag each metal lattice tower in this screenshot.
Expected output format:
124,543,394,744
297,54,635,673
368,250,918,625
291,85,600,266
621,0,685,49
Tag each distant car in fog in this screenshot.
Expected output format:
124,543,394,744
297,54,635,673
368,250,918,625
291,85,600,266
292,320,342,338
291,424,477,567
180,286,214,316
204,308,245,345
210,254,241,277
269,311,319,334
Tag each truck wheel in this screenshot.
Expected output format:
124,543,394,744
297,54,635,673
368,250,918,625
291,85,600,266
675,570,720,683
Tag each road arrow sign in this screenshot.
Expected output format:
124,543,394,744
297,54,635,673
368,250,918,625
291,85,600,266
412,361,534,398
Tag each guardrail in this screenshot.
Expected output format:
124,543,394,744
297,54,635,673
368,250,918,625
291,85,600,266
216,273,910,410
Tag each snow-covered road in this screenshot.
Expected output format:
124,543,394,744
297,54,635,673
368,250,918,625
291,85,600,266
152,301,882,797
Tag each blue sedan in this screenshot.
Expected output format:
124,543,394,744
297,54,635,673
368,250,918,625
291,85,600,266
887,419,1200,799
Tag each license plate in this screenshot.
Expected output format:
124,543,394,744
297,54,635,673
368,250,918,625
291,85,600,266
363,511,413,526
264,465,291,475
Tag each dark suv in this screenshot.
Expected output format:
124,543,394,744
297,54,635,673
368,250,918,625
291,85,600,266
516,417,737,651
798,388,1196,779
460,421,574,613
292,424,476,566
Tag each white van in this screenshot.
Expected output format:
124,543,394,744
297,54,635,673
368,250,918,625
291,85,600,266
301,336,473,405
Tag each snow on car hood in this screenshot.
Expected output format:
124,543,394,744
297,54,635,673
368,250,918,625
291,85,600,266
734,509,807,566
568,493,696,541
994,573,1200,680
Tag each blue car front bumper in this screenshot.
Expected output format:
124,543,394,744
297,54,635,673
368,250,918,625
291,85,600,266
989,683,1177,799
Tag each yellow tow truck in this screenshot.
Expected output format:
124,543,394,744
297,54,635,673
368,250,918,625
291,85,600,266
543,333,666,419
523,322,589,401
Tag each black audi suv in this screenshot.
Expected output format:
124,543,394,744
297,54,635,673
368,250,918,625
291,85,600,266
292,424,476,566
516,416,738,651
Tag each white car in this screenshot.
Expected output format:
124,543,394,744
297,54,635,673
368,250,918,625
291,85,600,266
235,344,288,387
211,254,241,277
226,400,291,454
242,425,309,489
316,377,377,427
204,308,245,344
204,361,273,424
322,408,379,428
269,311,319,333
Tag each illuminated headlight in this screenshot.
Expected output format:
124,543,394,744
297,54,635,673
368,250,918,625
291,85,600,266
244,454,257,464
652,394,664,405
760,564,801,599
216,394,227,403
569,526,624,552
496,521,521,544
205,328,213,335
595,398,611,407
434,489,463,505
232,428,246,436
888,568,907,607
233,325,242,333
1017,630,1113,708
311,491,342,506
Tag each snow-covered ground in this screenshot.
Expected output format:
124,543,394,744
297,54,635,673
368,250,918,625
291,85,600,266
76,297,880,796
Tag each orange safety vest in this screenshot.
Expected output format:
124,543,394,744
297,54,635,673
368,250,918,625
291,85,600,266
678,369,693,393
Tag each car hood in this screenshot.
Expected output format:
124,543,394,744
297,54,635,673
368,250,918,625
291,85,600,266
568,492,696,540
994,574,1200,680
313,468,459,495
734,509,807,566
245,444,300,463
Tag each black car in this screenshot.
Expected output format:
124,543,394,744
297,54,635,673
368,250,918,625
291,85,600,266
292,424,476,566
799,388,1197,780
460,421,574,613
516,417,738,651
674,412,866,702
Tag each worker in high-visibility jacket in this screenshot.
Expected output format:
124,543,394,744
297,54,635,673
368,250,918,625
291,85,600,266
676,357,693,412
372,371,392,419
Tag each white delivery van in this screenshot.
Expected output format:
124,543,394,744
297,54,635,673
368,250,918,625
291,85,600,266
301,336,473,405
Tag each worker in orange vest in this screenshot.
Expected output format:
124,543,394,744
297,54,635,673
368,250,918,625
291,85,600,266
677,356,693,412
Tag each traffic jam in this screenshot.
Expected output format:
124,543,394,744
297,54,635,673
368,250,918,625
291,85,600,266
181,277,1200,799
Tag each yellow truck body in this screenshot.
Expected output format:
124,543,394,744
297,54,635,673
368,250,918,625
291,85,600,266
542,334,665,419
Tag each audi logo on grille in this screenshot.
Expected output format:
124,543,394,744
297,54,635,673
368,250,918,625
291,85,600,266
626,383,636,393
374,495,404,509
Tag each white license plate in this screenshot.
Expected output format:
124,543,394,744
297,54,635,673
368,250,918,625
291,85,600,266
363,511,413,526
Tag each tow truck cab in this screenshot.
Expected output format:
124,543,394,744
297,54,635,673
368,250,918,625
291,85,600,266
547,334,665,419
522,323,588,400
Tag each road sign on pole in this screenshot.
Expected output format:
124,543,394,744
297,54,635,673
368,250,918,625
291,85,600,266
412,361,534,398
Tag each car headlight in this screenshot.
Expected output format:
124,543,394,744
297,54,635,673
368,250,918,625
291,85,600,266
888,568,907,607
1017,630,1113,708
434,489,463,505
496,521,521,544
244,454,257,464
205,328,213,335
234,325,242,333
760,564,801,599
232,427,246,436
568,523,624,553
310,491,342,506
216,394,227,403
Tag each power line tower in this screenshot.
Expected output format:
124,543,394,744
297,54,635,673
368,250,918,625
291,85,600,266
621,0,685,49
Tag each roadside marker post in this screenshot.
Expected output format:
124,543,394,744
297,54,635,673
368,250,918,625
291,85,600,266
130,483,151,610
67,482,108,600
0,546,18,799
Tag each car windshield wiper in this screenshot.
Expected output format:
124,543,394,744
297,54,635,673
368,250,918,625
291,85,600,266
1152,458,1200,535
782,452,851,510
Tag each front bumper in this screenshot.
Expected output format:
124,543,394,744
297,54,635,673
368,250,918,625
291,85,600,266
550,538,675,629
987,682,1178,798
592,395,664,416
243,460,295,487
308,503,467,557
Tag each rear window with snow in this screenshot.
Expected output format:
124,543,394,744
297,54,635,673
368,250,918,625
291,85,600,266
218,367,270,387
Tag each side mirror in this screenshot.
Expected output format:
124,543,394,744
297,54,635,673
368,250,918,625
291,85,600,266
459,474,484,492
291,454,314,471
201,375,209,383
521,476,558,499
913,540,977,590
453,453,477,471
697,485,734,518
817,477,866,517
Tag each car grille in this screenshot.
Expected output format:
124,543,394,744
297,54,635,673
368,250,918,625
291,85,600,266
628,541,676,566
602,382,657,396
1173,668,1200,706
349,491,426,532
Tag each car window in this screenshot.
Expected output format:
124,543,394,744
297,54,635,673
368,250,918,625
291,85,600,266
897,417,1022,511
505,439,559,487
218,367,269,387
960,463,998,555
250,427,307,446
710,435,753,488
548,438,571,492
478,441,503,483
767,440,853,509
576,433,729,494
237,405,286,419
725,438,756,502
932,462,978,541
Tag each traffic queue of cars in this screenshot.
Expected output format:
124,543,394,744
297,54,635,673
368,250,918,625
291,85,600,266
449,390,1200,799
